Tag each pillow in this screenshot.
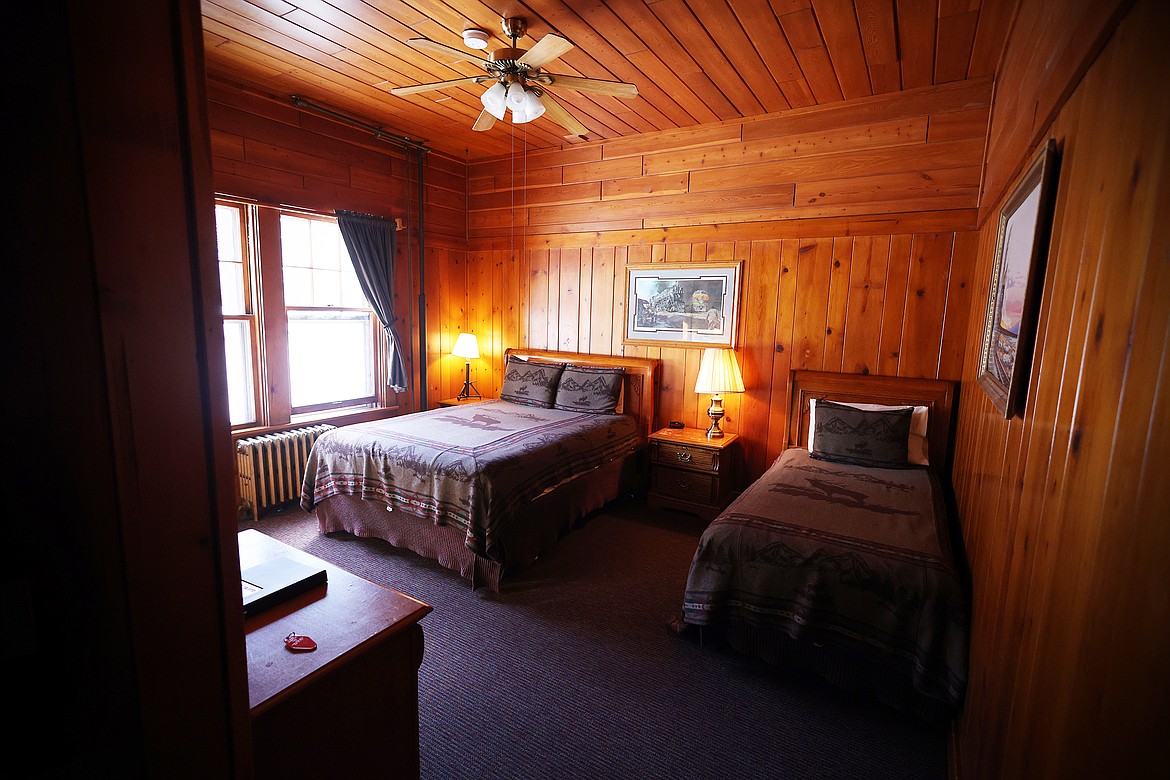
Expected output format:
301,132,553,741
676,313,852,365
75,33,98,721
552,364,625,414
499,356,565,408
808,398,930,465
809,399,913,469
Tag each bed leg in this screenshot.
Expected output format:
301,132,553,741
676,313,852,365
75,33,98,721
699,627,705,648
470,562,476,591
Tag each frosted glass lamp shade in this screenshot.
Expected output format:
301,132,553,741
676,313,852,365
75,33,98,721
506,84,528,110
481,82,507,120
451,332,480,359
694,348,744,438
521,89,545,121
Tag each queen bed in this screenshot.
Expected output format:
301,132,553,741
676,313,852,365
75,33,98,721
301,348,659,591
675,370,969,722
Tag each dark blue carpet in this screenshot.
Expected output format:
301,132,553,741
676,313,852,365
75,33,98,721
248,499,949,780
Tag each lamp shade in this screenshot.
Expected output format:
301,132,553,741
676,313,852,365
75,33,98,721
451,332,480,360
519,88,545,122
506,83,528,109
694,348,744,394
481,82,507,120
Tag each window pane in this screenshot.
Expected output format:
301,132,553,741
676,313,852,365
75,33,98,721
287,310,374,408
215,204,246,315
223,319,256,426
310,220,342,270
280,215,312,269
312,268,341,305
283,266,314,308
280,213,364,308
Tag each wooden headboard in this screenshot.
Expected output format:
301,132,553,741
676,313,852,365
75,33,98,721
503,348,661,442
787,370,959,472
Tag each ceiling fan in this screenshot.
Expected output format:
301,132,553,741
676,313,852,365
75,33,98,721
390,17,639,138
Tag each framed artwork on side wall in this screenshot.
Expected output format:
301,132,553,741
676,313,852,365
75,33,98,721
977,139,1060,418
623,262,742,348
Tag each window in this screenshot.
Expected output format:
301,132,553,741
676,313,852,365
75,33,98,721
215,203,258,427
279,213,376,413
214,200,387,431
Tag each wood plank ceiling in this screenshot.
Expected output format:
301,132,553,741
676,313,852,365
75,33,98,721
201,0,1014,160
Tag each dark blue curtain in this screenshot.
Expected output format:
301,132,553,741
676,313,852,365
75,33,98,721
335,210,408,391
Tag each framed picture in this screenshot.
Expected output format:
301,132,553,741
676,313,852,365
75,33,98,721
624,262,742,348
977,139,1060,418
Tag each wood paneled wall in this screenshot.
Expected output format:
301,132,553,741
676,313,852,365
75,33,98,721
440,231,976,485
206,78,467,239
467,78,990,238
951,0,1169,776
980,0,1135,219
441,78,989,485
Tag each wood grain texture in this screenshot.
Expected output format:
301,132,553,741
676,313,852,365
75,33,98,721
200,1,1011,159
469,79,989,239
441,227,974,486
951,1,1170,776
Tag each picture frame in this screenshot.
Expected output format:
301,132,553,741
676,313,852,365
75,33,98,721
623,262,742,348
977,139,1060,418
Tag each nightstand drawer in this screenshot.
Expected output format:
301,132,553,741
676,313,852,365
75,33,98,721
652,441,719,473
651,465,718,503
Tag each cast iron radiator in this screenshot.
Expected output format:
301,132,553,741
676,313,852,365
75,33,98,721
235,424,335,521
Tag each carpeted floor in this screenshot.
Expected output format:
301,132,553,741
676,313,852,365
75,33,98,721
246,498,949,780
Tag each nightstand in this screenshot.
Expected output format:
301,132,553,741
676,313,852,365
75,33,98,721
647,427,738,521
437,396,488,408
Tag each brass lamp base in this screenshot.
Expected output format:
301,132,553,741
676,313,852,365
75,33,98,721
705,393,725,438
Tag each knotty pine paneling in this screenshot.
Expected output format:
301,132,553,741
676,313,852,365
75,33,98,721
206,79,467,243
467,78,990,240
979,0,1134,221
441,229,975,486
951,0,1169,776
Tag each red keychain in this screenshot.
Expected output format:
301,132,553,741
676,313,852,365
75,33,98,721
284,632,317,652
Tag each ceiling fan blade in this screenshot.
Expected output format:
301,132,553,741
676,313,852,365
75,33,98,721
537,74,638,99
472,109,497,132
407,37,487,65
390,76,488,96
517,34,574,69
536,91,589,138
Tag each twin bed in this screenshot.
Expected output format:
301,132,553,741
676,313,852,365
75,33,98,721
300,348,659,592
675,370,969,721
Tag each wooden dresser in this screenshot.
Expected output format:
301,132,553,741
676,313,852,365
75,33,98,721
647,427,739,521
240,529,432,780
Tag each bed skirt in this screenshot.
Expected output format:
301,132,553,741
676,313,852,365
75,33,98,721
314,452,642,591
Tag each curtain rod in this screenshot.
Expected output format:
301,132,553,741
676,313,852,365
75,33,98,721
289,95,430,155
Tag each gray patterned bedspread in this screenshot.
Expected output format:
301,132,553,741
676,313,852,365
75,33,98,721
681,447,968,715
301,400,638,562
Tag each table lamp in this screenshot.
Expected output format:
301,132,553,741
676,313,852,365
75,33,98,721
452,332,481,400
694,348,744,438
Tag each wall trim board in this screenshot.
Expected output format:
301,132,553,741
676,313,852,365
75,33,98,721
469,210,978,251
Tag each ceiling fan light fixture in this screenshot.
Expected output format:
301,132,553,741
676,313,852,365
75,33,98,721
521,89,545,120
481,82,507,119
462,28,490,50
506,84,528,110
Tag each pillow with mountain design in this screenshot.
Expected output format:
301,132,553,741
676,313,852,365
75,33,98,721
552,365,625,414
810,399,912,469
499,356,565,408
